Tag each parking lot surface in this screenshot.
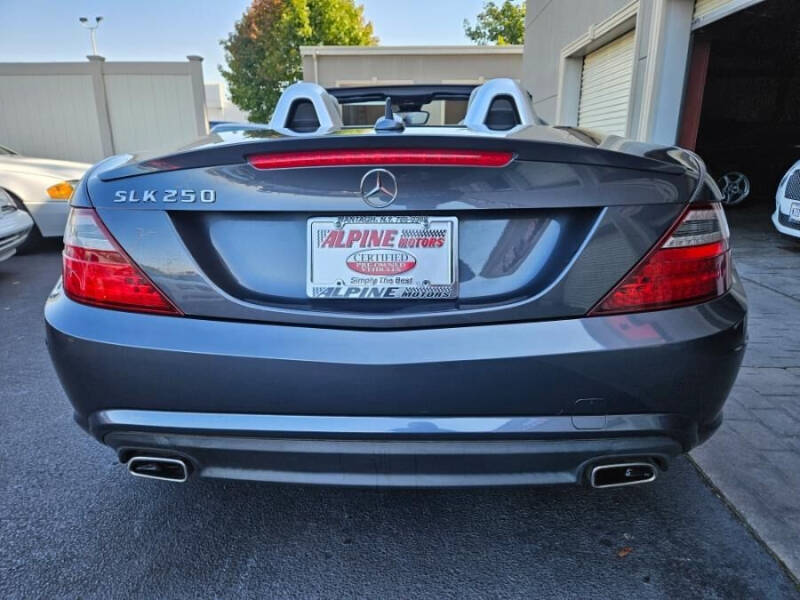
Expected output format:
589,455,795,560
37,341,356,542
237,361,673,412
2,237,799,600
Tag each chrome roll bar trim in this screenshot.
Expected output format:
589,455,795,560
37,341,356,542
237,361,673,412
463,78,540,134
268,82,343,136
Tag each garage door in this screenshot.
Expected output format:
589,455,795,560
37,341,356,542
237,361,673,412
577,31,635,136
693,0,735,21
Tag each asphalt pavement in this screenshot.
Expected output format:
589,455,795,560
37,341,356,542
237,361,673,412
2,243,798,600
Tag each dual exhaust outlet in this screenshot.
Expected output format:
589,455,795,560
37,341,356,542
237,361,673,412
589,461,658,488
128,456,190,483
125,456,658,487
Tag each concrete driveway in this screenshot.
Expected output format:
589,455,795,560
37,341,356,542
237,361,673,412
692,204,800,581
1,218,799,598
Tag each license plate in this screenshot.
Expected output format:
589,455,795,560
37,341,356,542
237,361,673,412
307,216,458,299
791,202,800,222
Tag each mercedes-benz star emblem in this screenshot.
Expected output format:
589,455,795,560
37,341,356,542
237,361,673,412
360,168,398,208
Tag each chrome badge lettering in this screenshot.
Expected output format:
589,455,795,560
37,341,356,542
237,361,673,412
113,189,216,203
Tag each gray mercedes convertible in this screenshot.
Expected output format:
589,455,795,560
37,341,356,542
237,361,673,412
45,79,746,488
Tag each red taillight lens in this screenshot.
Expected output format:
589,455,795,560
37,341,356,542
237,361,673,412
248,148,513,169
62,208,180,315
590,204,732,315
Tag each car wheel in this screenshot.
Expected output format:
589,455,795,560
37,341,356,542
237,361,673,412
717,172,751,206
4,189,44,253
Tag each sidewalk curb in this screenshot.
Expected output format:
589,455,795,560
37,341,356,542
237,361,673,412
688,454,800,591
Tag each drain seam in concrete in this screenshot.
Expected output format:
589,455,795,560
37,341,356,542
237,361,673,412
740,275,800,305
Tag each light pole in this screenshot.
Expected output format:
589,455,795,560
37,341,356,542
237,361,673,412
78,16,103,55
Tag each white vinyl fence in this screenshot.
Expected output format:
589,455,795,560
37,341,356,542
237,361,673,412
0,56,208,164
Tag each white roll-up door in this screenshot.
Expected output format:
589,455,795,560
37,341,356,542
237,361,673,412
577,30,635,136
693,0,734,21
693,0,764,27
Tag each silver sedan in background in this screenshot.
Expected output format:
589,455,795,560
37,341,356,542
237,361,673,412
0,187,33,262
0,144,89,252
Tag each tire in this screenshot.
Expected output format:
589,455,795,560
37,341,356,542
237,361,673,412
4,189,44,254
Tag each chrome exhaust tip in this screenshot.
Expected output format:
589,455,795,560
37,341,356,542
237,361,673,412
127,456,189,483
590,462,657,489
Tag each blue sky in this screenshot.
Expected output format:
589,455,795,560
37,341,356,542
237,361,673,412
0,0,488,84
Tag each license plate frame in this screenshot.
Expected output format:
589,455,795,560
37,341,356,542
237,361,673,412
790,201,800,223
307,215,458,300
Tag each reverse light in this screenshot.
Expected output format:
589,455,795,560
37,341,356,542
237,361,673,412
62,208,180,315
590,204,732,315
248,148,514,169
47,180,78,200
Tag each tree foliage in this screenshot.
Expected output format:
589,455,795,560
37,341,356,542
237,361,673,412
221,0,377,123
463,0,525,46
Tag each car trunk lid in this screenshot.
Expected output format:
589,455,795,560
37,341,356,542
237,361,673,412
85,134,696,329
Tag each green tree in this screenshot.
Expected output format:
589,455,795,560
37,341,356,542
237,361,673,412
463,0,525,46
221,0,377,123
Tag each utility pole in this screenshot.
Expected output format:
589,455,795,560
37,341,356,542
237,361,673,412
78,16,103,55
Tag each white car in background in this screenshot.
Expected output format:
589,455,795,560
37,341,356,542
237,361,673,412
0,187,34,262
774,159,800,239
0,144,90,251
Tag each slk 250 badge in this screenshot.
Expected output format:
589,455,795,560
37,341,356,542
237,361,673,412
113,189,216,203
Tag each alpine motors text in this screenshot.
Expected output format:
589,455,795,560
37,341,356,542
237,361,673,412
310,216,456,300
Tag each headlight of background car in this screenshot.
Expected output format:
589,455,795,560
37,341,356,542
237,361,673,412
46,179,79,200
0,187,16,212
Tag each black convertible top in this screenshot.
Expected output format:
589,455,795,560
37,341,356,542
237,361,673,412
327,84,476,111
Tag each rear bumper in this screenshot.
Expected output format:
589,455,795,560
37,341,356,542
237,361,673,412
93,410,701,487
772,210,800,238
46,276,747,486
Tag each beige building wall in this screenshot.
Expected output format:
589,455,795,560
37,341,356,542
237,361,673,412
522,0,694,143
0,56,207,163
0,65,105,163
301,46,523,88
522,0,765,143
522,0,634,123
205,82,250,123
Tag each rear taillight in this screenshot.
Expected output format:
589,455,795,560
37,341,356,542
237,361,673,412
62,208,180,315
247,149,513,169
590,204,732,315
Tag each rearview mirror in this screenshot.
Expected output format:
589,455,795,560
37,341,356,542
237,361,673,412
401,111,430,126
